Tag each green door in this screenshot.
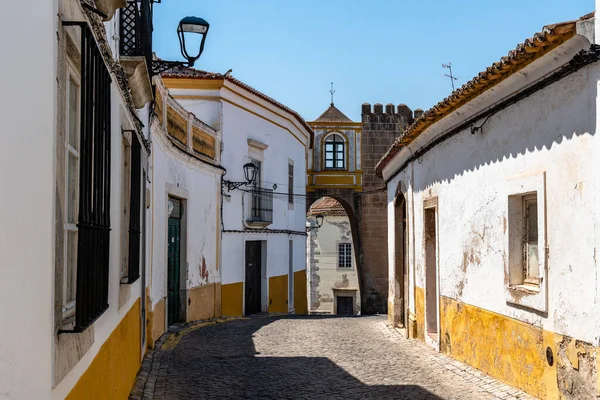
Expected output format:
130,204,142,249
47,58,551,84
167,198,182,326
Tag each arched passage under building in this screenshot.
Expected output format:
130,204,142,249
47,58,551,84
306,196,362,315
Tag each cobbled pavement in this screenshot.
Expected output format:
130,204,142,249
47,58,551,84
130,315,537,400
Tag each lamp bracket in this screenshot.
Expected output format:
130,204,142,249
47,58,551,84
152,60,189,76
222,180,249,192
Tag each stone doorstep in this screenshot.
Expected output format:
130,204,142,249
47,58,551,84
383,322,538,400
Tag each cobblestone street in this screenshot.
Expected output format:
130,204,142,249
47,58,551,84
131,315,535,400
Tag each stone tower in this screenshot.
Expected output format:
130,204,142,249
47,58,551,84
360,103,414,313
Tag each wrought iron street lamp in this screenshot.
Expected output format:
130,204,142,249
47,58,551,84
152,16,210,75
306,214,325,232
223,163,258,192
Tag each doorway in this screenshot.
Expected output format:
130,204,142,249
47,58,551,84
394,192,408,328
167,197,183,326
336,296,354,315
424,205,438,341
245,241,262,315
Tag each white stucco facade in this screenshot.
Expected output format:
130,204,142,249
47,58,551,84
307,214,361,315
382,17,600,397
163,73,312,315
1,1,153,398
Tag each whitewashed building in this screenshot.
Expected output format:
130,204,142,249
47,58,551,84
160,69,313,317
377,13,600,399
0,0,154,398
148,79,223,342
307,197,361,315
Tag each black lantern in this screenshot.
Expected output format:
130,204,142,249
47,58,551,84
223,163,258,192
243,162,258,185
307,214,325,232
151,15,210,75
315,214,325,228
177,16,210,67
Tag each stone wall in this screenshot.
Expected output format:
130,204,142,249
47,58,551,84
360,103,415,313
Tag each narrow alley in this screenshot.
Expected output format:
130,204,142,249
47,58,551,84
131,316,533,400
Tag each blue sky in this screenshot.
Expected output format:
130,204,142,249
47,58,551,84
153,1,593,122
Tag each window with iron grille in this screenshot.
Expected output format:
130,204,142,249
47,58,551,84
120,0,153,59
325,134,345,169
338,243,352,269
63,25,113,332
288,162,294,205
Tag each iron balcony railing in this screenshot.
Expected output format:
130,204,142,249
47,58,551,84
248,187,273,225
120,0,153,67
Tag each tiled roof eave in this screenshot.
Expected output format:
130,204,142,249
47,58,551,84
375,16,588,178
162,69,315,148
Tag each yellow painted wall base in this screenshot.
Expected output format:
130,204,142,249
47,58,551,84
440,296,544,398
269,274,288,313
66,300,141,400
294,270,308,315
414,286,425,341
148,298,165,349
215,282,222,318
221,282,243,317
388,300,394,325
187,283,217,322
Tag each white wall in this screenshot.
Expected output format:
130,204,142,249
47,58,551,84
218,91,308,286
150,124,221,308
386,62,600,343
0,1,58,398
307,216,360,314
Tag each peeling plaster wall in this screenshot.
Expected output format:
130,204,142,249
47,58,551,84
307,215,360,314
386,61,600,396
150,127,221,313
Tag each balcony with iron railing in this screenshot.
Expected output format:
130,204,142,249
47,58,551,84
246,187,274,227
118,0,153,108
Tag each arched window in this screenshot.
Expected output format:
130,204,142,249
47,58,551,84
324,134,345,169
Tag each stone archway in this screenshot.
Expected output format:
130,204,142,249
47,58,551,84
306,189,372,312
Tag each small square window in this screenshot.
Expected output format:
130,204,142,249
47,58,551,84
338,243,352,268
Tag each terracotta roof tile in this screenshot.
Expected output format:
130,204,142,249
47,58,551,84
308,197,347,216
375,13,593,178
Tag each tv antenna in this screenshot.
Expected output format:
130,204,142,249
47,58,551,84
330,82,335,106
442,62,458,91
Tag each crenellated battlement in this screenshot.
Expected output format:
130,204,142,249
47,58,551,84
361,103,418,130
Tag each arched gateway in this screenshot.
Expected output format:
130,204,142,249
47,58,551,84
306,101,414,314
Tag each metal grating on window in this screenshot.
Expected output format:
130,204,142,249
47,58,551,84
73,25,113,332
119,1,141,56
248,187,274,224
338,243,352,268
119,0,153,72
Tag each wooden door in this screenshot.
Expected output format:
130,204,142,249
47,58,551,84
245,241,262,315
337,296,354,315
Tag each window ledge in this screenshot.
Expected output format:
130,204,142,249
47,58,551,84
508,284,540,295
120,275,140,285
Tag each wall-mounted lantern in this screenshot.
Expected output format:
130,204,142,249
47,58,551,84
306,214,325,232
152,16,210,75
223,163,258,192
177,17,210,67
